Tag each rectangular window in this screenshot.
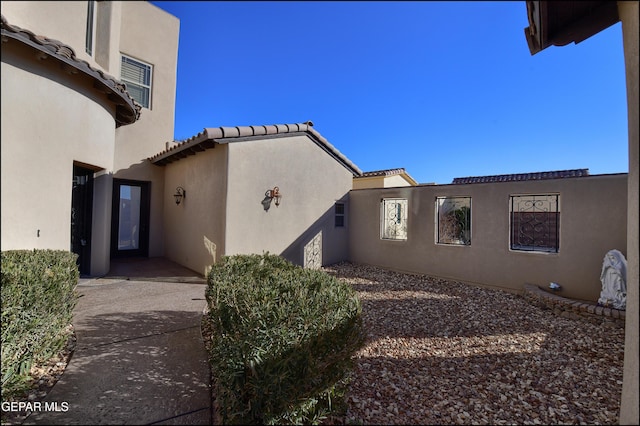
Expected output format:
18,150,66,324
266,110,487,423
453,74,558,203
510,194,559,253
85,1,96,55
380,198,408,240
121,55,152,108
335,202,345,227
436,196,471,245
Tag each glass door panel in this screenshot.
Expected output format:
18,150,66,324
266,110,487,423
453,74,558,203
117,185,141,250
111,180,149,257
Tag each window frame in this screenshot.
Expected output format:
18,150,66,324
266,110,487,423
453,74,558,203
334,202,345,227
509,193,560,253
380,198,408,241
85,0,96,56
436,196,472,246
120,54,153,109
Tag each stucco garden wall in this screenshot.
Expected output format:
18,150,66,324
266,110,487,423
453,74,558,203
349,173,627,302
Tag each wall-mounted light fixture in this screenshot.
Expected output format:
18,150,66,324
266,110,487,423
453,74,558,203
174,186,186,205
266,186,282,207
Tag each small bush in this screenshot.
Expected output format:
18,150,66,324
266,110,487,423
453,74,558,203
205,253,364,425
1,249,79,399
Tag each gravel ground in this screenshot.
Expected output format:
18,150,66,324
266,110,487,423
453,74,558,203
4,263,624,425
322,262,625,426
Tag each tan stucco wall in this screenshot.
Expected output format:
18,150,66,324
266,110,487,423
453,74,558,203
349,174,627,302
618,1,639,423
1,44,116,275
0,1,97,67
383,174,413,188
111,2,179,258
162,145,228,276
353,174,413,189
353,177,384,189
224,135,353,267
114,1,179,172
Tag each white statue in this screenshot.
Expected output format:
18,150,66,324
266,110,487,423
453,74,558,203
598,249,627,310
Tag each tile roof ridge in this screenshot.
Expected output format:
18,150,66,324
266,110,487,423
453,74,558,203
451,168,590,184
360,168,407,177
150,121,362,175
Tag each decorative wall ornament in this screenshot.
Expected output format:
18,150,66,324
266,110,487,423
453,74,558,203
174,187,186,205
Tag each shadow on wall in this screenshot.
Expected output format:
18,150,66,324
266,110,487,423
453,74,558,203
280,192,349,268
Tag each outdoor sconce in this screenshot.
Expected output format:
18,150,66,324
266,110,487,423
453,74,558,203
266,186,282,207
174,186,186,205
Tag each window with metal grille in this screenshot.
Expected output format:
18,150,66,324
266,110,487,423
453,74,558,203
509,194,559,253
436,196,471,245
380,198,408,240
335,202,345,227
120,55,152,108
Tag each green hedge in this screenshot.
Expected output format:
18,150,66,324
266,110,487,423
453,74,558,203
1,249,79,399
205,253,364,425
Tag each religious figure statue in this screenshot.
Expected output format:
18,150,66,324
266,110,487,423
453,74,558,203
598,249,627,310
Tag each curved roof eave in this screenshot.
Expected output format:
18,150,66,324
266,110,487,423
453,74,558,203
1,14,141,127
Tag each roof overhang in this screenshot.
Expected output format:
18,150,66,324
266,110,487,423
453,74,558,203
524,1,619,55
149,122,363,176
1,14,140,127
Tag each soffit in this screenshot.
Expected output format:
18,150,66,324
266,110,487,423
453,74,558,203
525,1,619,55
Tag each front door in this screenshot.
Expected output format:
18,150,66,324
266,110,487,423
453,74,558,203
111,179,150,258
71,165,94,275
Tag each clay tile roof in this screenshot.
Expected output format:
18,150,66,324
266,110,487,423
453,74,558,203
359,168,407,178
149,121,362,176
356,168,419,185
452,168,590,184
1,14,140,127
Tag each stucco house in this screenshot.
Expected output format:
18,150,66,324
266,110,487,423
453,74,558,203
1,2,364,278
1,1,179,277
353,168,419,189
1,1,637,422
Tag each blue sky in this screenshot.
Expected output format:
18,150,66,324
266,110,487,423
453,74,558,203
150,1,628,184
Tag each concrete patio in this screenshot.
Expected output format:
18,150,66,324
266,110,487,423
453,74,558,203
23,257,211,425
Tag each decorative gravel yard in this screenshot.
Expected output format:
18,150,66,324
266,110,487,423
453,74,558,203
322,262,625,425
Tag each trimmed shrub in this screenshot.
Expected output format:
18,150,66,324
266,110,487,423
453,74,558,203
205,253,364,425
1,249,79,399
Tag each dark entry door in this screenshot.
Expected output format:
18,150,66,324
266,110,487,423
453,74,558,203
71,165,94,275
111,179,150,258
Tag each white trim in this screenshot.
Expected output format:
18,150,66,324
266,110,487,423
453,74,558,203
120,54,153,109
